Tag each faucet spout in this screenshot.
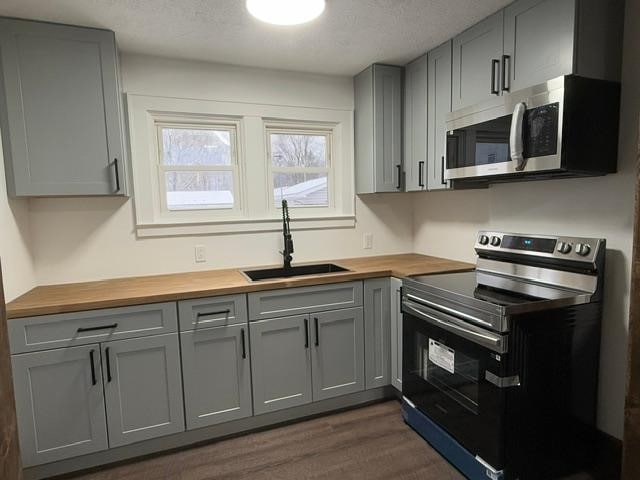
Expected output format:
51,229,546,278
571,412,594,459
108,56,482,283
281,200,294,270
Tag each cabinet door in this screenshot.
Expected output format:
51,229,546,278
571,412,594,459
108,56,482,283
0,18,125,196
404,55,428,192
181,325,252,429
250,315,312,414
11,345,108,467
364,278,391,389
102,333,184,447
504,0,575,92
373,65,403,192
390,278,403,391
311,308,365,401
452,11,504,110
427,41,453,191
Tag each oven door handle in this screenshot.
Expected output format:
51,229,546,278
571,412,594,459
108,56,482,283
402,300,507,354
405,293,493,329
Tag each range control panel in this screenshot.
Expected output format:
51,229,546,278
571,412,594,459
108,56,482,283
475,231,603,263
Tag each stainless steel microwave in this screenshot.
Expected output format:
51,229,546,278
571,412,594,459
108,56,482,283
444,75,620,185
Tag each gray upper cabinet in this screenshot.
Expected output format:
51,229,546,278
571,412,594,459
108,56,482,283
311,307,365,401
364,278,391,389
452,11,504,111
427,41,453,191
0,18,127,196
102,333,185,447
404,55,428,192
11,344,108,467
181,324,252,429
354,64,403,193
250,314,313,415
390,278,403,391
503,0,576,92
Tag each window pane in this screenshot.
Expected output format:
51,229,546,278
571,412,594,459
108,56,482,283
270,133,327,168
273,172,328,207
161,128,232,166
165,171,234,210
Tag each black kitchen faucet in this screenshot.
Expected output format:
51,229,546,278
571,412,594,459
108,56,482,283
280,199,294,270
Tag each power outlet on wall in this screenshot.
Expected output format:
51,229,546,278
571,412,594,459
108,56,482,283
195,245,206,263
363,233,373,250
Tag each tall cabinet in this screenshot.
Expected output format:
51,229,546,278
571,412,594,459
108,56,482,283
404,55,428,192
0,17,127,196
427,41,453,191
354,64,403,193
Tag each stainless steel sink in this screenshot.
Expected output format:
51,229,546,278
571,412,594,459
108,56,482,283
242,263,349,282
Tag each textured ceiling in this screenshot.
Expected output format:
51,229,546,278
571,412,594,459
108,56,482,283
0,0,512,76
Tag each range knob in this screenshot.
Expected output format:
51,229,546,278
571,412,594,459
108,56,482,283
575,243,591,256
479,235,489,245
490,236,501,247
557,242,572,254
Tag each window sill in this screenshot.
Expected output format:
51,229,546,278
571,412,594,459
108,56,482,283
135,215,356,238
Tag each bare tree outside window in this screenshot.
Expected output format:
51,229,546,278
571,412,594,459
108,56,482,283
159,126,238,210
270,132,330,208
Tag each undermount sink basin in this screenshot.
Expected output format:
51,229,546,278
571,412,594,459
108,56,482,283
243,263,350,282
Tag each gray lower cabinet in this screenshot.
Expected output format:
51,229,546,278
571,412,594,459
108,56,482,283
364,278,391,389
404,54,428,192
452,11,505,110
102,333,185,447
311,308,365,401
354,64,403,193
0,17,127,197
250,314,313,415
427,41,452,191
390,278,403,391
181,325,252,429
11,344,108,467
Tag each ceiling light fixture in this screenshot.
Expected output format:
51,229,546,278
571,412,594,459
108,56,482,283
246,0,326,26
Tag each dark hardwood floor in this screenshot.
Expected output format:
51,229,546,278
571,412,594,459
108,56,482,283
66,401,463,480
64,401,606,480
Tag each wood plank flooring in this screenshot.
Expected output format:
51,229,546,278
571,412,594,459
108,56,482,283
62,400,606,480
65,401,464,480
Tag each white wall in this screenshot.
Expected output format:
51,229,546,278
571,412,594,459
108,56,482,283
27,54,414,285
0,135,35,301
412,0,640,440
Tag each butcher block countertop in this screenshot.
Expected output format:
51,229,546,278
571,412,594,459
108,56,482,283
6,254,474,319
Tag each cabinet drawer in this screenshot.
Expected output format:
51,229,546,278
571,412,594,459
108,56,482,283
8,303,178,354
248,282,363,321
178,294,247,331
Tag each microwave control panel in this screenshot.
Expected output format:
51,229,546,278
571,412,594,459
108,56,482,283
523,103,559,158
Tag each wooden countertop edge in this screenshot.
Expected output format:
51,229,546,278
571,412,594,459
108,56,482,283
6,254,474,319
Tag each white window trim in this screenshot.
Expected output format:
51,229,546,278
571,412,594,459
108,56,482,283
127,94,355,237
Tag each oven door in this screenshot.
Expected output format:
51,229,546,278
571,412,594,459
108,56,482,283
402,297,513,469
445,76,565,181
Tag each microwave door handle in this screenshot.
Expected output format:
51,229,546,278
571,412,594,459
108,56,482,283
510,102,527,171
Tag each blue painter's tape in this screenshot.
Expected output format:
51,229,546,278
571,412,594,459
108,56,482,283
401,398,504,480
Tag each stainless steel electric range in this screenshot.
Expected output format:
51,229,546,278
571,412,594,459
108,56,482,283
401,231,605,480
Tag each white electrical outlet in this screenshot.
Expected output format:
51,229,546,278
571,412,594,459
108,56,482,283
363,233,373,249
195,245,206,263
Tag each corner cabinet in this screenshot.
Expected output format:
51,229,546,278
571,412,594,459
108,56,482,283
364,278,391,389
427,41,453,191
390,278,403,391
354,64,403,193
0,17,128,197
404,55,428,192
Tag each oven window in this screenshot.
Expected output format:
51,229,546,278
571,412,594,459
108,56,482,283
414,333,480,414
